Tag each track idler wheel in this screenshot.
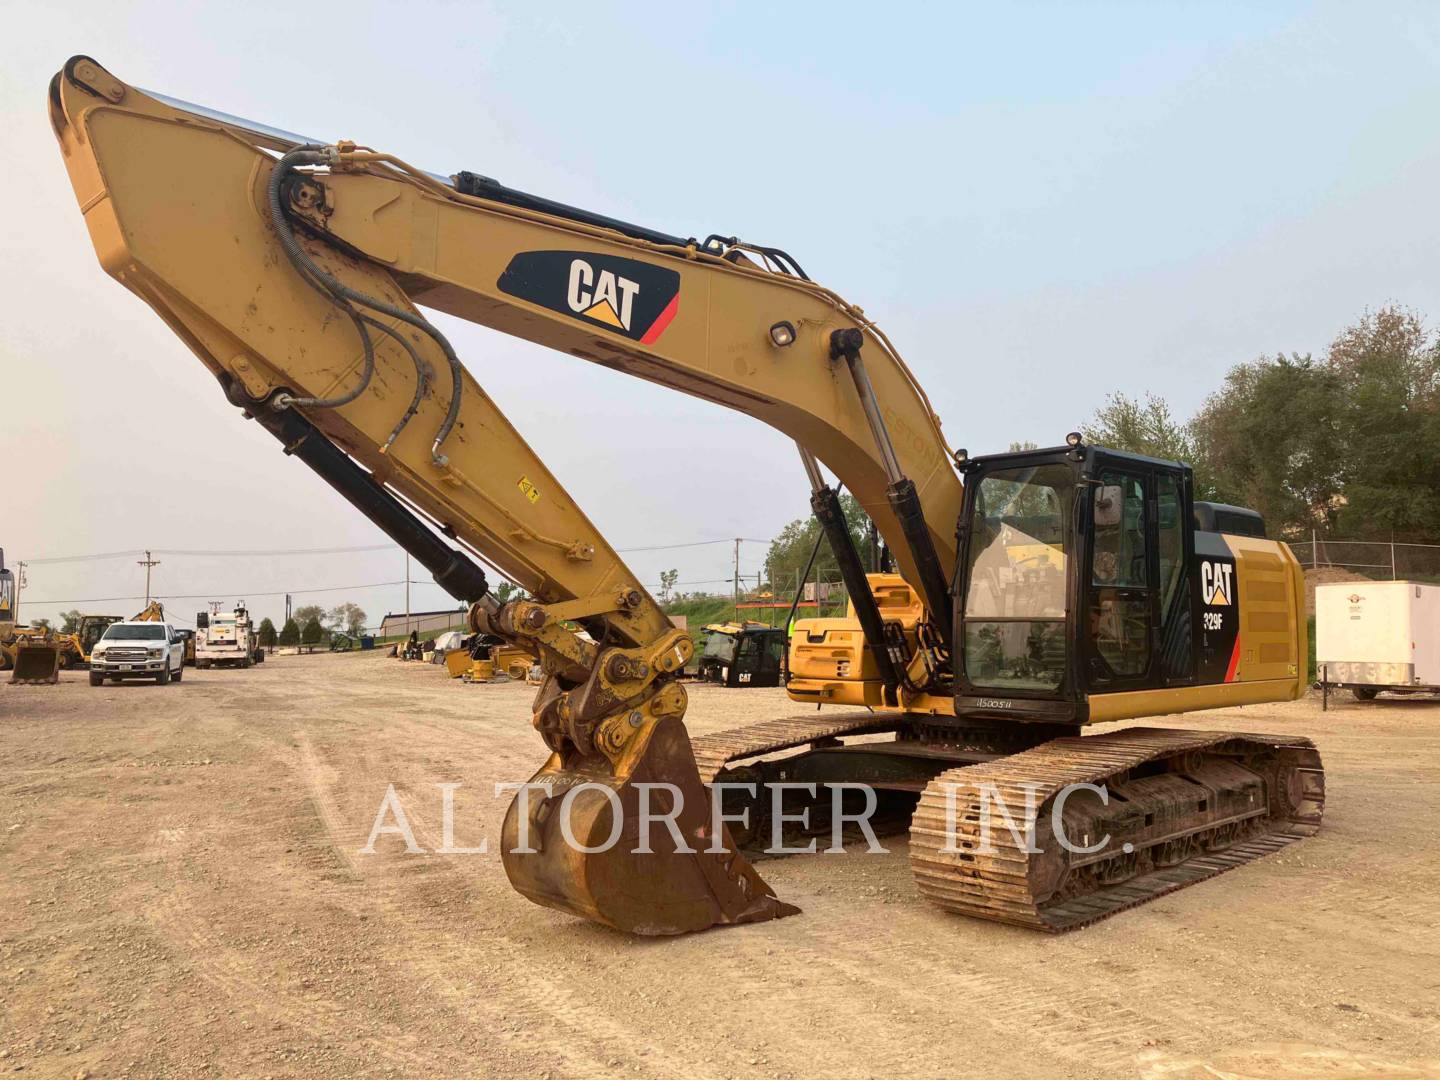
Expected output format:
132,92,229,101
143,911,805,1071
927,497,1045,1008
501,716,799,935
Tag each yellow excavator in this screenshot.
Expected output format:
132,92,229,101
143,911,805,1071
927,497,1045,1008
50,57,1324,934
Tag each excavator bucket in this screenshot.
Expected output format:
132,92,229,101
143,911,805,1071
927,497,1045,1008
11,641,62,685
501,716,799,935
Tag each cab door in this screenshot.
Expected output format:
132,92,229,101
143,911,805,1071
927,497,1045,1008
1084,468,1154,689
729,631,784,687
1154,470,1196,685
1083,462,1195,692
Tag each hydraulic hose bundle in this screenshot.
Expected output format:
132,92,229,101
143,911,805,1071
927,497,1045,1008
265,147,464,464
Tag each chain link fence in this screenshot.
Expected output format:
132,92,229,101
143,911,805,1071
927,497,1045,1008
1291,538,1440,581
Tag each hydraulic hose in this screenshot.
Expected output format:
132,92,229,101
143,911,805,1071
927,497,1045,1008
267,147,463,464
358,314,428,452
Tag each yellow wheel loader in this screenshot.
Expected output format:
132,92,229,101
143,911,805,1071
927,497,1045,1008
0,549,63,685
50,58,1323,934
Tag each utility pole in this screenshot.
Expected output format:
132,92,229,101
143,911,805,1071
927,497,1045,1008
137,550,161,605
405,552,412,638
285,593,292,625
733,538,741,620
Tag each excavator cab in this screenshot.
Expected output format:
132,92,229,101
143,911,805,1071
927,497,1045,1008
954,440,1301,726
78,614,124,660
694,623,788,687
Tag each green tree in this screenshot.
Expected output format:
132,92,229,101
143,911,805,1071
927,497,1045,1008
493,581,526,604
327,602,367,636
1079,305,1440,542
1327,306,1440,538
659,569,678,602
257,617,277,647
763,492,874,604
278,617,300,646
292,603,331,644
1191,354,1343,535
30,617,52,633
59,609,82,634
293,604,326,628
301,616,323,646
1082,393,1198,473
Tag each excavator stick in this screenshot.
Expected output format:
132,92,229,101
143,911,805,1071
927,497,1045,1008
10,640,62,685
502,717,799,935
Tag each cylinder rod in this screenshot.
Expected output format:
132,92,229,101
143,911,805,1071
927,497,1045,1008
252,405,490,604
799,445,901,704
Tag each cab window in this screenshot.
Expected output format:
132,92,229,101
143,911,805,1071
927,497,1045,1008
1089,471,1149,679
1157,473,1185,615
962,463,1073,692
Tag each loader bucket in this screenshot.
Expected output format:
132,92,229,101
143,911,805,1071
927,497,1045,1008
11,642,61,685
501,716,799,935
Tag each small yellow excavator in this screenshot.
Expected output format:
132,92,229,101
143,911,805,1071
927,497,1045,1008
75,613,124,663
50,58,1324,935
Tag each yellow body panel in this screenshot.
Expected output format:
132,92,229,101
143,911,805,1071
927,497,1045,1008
788,540,1307,721
788,574,922,706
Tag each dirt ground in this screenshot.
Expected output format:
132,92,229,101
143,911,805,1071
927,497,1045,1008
3,653,1439,1079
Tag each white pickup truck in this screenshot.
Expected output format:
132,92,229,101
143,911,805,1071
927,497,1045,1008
88,621,185,685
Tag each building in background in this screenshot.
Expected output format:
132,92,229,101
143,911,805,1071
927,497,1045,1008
378,607,468,639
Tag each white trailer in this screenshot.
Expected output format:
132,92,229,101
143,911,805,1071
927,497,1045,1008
195,603,262,669
1315,581,1440,700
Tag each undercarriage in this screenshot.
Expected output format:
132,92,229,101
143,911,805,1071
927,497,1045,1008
698,715,1325,930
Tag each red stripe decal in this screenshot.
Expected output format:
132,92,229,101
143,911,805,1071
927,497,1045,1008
639,294,679,345
1223,635,1242,683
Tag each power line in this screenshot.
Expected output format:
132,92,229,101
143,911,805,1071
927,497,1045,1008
614,537,771,553
22,578,451,606
23,536,775,564
158,544,400,558
22,543,400,564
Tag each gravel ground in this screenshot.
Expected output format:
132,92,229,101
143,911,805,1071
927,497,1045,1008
2,650,1439,1078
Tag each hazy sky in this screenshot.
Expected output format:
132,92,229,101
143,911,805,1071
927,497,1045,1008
5,1,1440,631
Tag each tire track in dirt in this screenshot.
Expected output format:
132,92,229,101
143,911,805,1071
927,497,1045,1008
292,723,716,1079
739,847,1286,1074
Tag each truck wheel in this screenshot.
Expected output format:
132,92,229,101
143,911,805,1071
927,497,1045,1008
241,656,252,669
89,671,104,687
1352,687,1379,701
173,663,183,683
156,666,171,685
